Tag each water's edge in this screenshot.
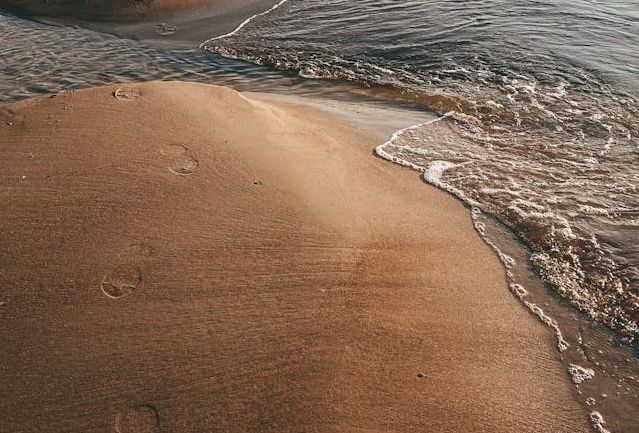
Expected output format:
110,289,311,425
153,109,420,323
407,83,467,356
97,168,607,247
2,1,638,431
375,115,639,433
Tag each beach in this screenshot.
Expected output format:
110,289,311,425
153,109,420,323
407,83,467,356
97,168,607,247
0,81,592,432
3,0,281,47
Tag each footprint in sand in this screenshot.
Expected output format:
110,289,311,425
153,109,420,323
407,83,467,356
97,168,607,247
160,144,199,176
101,266,142,299
115,405,160,433
113,88,142,100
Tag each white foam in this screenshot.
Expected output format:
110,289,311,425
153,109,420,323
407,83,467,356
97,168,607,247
589,411,612,433
378,121,573,353
524,299,569,352
375,112,481,208
499,252,516,269
579,205,612,217
375,114,446,173
569,364,595,384
470,212,569,352
424,160,457,184
199,0,290,48
509,283,529,298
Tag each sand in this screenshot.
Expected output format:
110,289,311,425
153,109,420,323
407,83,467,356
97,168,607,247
3,0,280,47
0,81,590,432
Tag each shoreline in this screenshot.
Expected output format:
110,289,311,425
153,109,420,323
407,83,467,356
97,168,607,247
372,113,638,433
0,81,592,432
4,0,282,48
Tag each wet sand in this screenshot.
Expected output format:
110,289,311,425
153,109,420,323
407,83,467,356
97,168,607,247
0,81,591,432
3,0,280,47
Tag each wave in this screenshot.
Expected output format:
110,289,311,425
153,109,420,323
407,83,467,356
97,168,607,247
199,0,290,47
201,0,639,345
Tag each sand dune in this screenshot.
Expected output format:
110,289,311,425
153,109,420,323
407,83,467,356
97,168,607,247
0,81,590,432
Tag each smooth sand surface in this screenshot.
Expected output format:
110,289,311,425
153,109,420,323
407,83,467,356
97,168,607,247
95,0,280,48
3,0,279,47
0,81,590,432
2,0,273,21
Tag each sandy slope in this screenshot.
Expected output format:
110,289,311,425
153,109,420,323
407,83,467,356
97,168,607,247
1,0,279,46
86,0,282,48
0,81,590,432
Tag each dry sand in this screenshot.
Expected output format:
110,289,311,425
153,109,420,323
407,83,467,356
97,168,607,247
0,81,590,432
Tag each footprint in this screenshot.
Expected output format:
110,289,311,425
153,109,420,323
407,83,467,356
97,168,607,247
101,266,142,299
168,156,198,176
115,405,160,433
113,88,142,100
160,144,198,176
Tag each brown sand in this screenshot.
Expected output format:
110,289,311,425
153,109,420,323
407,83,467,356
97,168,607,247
2,0,279,47
2,0,273,21
92,0,281,48
0,81,590,432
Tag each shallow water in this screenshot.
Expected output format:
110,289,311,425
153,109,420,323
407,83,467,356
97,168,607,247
0,15,288,101
203,0,639,347
0,13,411,104
2,1,639,431
203,3,639,429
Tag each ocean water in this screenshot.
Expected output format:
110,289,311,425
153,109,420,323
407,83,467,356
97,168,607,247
1,1,638,431
201,3,639,429
203,0,639,345
0,12,424,105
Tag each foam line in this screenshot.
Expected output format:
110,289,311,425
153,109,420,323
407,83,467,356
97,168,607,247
376,113,570,353
375,111,478,208
374,112,454,173
199,0,290,49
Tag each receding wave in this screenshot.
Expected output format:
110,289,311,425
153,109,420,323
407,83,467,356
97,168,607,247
203,0,639,344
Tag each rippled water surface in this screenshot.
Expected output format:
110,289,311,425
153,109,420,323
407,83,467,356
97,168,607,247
0,12,400,103
2,1,639,431
203,2,639,429
204,0,639,344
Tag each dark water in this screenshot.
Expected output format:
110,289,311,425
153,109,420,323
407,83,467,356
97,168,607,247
0,12,409,104
2,1,639,431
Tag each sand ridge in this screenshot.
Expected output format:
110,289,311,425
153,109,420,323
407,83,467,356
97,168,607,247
0,81,591,432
